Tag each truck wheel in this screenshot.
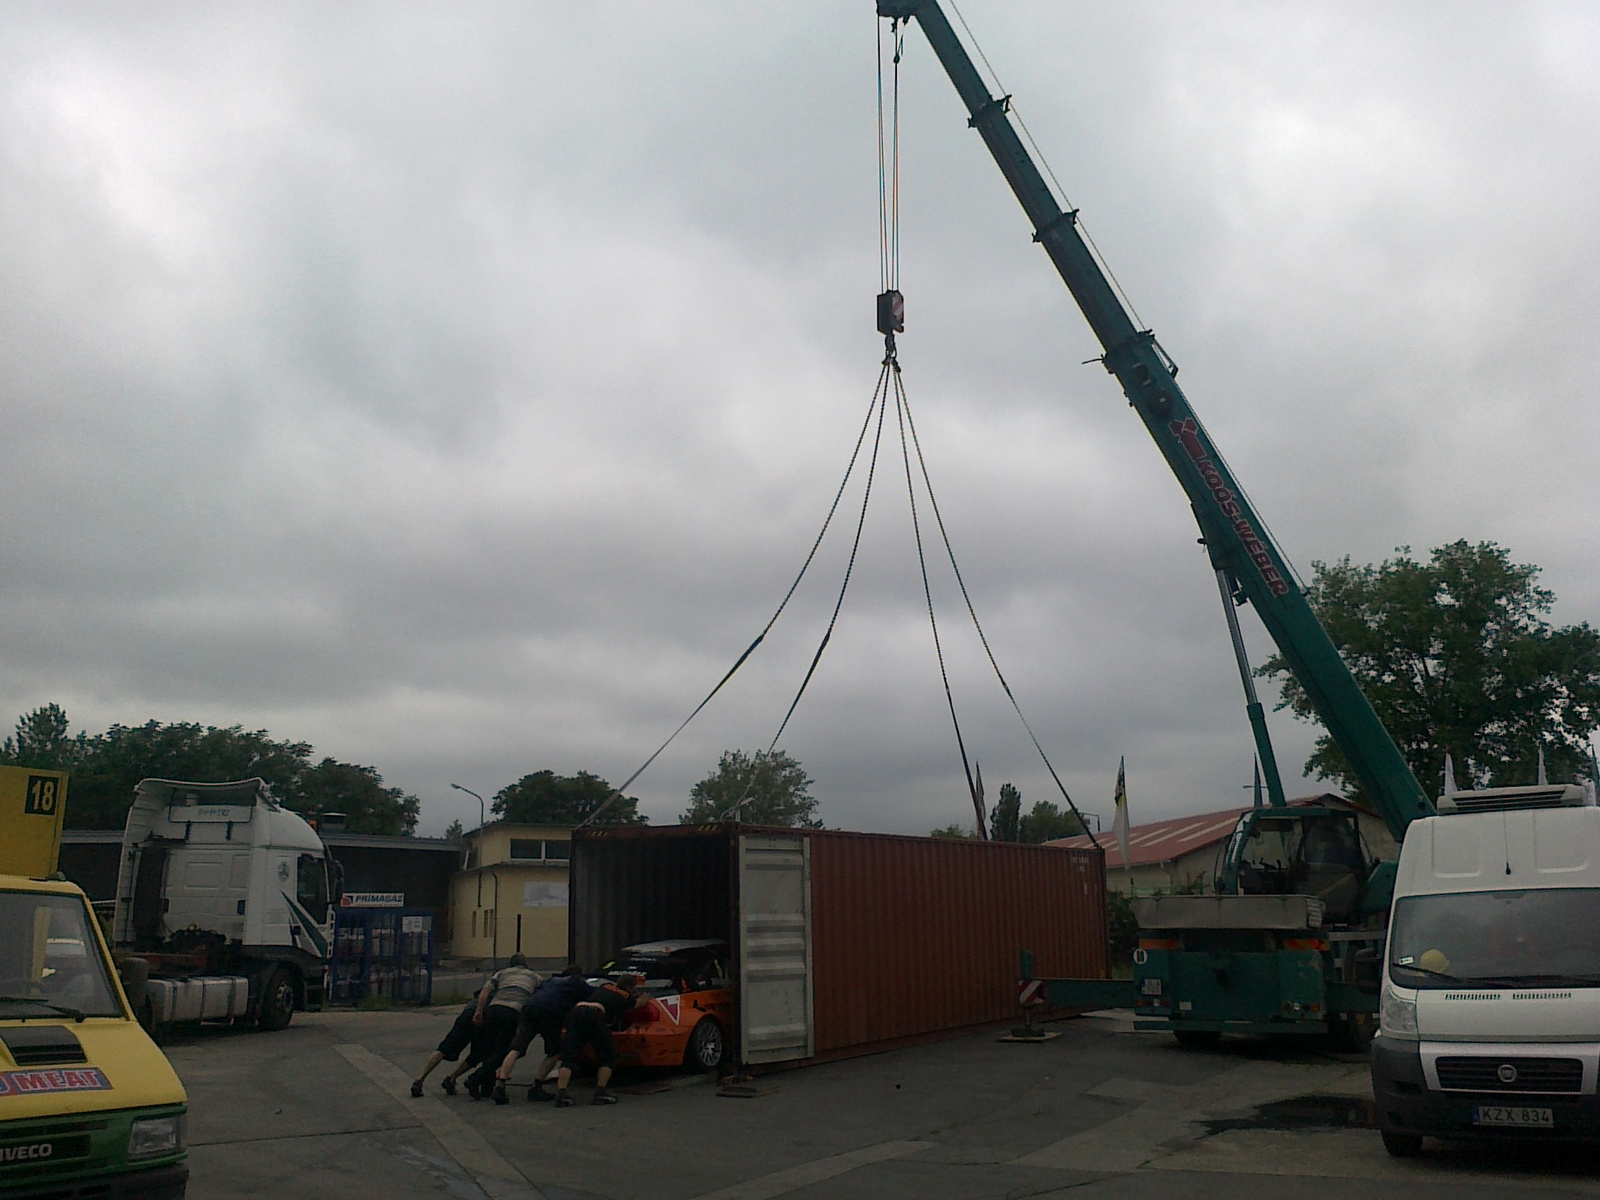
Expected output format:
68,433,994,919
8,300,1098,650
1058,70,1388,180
1381,1130,1423,1158
257,968,295,1031
685,1019,726,1070
1173,1030,1222,1049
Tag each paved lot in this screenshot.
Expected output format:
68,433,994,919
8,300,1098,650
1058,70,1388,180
164,1009,1600,1199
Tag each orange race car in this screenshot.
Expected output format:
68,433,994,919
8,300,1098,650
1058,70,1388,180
602,940,732,1071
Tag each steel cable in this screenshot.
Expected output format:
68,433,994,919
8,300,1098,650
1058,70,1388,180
582,365,892,827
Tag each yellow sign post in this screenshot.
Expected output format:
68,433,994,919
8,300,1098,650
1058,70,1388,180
0,763,70,877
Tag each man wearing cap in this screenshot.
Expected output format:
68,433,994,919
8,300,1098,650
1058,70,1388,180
465,953,542,1099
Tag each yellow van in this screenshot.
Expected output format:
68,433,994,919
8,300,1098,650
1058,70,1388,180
1,767,189,1197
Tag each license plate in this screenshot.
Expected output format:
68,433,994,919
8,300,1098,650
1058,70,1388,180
1473,1105,1554,1128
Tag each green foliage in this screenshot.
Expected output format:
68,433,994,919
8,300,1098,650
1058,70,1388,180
494,770,644,826
1105,890,1139,967
1017,799,1084,844
0,705,419,834
929,822,976,839
990,782,1022,842
444,818,465,840
681,750,819,827
1260,541,1600,794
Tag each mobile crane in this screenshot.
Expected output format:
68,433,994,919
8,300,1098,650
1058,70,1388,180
878,0,1435,1042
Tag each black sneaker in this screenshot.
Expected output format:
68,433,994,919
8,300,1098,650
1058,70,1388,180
466,1079,482,1101
492,1082,509,1106
528,1083,553,1102
440,1077,457,1096
410,1080,423,1098
591,1088,618,1106
555,1091,575,1108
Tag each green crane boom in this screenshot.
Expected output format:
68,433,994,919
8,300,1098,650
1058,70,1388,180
879,0,1431,841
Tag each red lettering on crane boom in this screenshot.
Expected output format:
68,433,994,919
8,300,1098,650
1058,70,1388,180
1168,419,1290,596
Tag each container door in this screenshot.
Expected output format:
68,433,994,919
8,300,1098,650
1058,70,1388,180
737,834,813,1064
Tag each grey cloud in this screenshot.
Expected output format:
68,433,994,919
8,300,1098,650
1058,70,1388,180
1,2,1597,835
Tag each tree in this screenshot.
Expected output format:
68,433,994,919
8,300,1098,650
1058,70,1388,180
1260,541,1600,795
1018,799,1084,844
681,750,819,827
494,770,645,826
929,823,976,839
1,705,419,834
990,782,1022,842
1,704,88,771
444,818,465,840
295,758,421,836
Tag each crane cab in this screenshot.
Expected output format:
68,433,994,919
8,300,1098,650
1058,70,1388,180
1218,807,1375,924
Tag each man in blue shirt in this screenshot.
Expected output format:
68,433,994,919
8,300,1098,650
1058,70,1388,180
491,964,593,1103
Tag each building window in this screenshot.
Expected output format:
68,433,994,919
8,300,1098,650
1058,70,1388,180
509,839,571,862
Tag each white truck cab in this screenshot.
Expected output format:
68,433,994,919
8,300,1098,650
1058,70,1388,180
1372,782,1600,1155
112,778,336,1031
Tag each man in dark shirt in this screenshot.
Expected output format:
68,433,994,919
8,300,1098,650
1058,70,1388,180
554,974,644,1107
491,963,591,1103
409,988,485,1097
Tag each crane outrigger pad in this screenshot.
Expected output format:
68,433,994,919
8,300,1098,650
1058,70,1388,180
1132,894,1327,932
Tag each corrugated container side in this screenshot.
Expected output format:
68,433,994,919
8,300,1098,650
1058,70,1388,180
569,827,731,974
807,832,1106,1054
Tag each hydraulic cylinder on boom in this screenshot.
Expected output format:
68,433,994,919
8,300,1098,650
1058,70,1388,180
879,0,1434,1043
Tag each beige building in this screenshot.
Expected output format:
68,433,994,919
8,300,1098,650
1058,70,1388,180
447,823,571,962
1048,794,1399,895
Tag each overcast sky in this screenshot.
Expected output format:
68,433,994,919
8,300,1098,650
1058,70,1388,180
3,2,1598,837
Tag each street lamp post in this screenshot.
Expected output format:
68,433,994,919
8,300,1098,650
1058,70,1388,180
450,783,486,833
451,784,487,907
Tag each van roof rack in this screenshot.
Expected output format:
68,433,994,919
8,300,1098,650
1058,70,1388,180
1436,784,1588,815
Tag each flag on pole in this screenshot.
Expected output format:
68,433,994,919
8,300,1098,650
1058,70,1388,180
1111,756,1131,870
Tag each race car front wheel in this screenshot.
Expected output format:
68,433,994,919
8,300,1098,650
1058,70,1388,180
686,1019,725,1070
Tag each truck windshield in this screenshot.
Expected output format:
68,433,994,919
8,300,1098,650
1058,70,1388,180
0,890,124,1018
1389,888,1600,988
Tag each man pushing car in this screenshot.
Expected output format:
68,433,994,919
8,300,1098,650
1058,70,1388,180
491,963,593,1104
554,973,646,1107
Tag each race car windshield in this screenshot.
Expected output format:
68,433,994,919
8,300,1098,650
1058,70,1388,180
0,890,124,1018
1389,888,1600,989
606,949,727,995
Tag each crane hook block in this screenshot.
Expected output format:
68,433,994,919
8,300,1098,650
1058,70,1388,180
877,290,905,335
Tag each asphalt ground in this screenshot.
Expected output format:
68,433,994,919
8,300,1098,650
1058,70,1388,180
162,1009,1600,1200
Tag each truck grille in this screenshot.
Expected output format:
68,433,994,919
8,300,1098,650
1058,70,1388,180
1435,1056,1583,1093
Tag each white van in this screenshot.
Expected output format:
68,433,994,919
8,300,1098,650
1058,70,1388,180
1372,783,1600,1155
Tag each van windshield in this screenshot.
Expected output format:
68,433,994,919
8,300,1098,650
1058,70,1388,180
1389,888,1600,988
0,890,124,1018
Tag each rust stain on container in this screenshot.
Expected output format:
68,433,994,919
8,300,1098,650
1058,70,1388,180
806,830,1106,1053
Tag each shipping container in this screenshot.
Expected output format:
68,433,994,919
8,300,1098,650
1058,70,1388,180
570,824,1106,1067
